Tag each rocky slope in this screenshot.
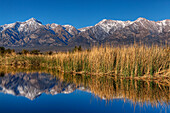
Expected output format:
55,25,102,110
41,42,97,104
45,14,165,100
75,17,170,45
0,17,169,49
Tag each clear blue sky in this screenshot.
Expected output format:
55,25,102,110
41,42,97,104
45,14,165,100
0,0,170,28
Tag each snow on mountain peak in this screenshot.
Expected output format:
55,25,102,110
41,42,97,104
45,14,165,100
160,19,170,26
18,18,43,33
78,26,93,32
62,24,74,28
95,19,133,33
97,19,108,24
0,23,16,32
62,24,79,35
0,18,43,34
136,17,147,22
26,18,42,24
62,25,74,30
50,23,59,29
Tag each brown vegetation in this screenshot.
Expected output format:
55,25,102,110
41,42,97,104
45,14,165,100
0,45,169,80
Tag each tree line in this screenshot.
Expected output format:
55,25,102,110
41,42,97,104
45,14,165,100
0,47,15,56
0,45,83,56
0,47,43,56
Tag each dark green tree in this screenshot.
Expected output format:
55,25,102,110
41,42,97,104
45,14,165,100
78,45,82,51
5,49,12,54
0,47,5,56
72,45,82,52
48,51,53,55
30,50,40,55
22,49,29,55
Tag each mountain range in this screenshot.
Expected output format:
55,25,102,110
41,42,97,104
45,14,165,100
0,17,169,50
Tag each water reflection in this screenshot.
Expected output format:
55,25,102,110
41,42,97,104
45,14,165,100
0,70,169,108
0,72,77,100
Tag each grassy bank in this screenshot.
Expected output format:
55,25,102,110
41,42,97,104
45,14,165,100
0,45,169,78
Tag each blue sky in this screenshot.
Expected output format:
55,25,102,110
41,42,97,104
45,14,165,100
0,0,170,28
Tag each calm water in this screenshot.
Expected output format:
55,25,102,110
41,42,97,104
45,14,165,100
0,72,169,113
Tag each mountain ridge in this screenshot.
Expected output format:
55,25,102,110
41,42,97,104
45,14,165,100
0,17,169,50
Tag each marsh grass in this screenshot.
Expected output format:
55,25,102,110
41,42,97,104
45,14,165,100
0,45,169,78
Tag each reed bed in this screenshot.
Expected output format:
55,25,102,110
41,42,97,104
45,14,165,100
0,45,169,78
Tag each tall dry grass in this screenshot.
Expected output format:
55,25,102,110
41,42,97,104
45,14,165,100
0,45,169,77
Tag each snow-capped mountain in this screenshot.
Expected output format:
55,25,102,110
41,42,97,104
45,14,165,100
95,19,133,33
0,18,43,34
18,18,43,34
0,18,75,47
0,17,169,49
62,25,79,36
78,17,170,41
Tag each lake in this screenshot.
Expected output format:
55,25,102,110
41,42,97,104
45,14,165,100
0,72,169,113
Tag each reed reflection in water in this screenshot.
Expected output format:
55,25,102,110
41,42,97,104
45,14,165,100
0,68,169,109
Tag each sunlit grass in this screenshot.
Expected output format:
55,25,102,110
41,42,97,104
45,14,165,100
0,44,169,78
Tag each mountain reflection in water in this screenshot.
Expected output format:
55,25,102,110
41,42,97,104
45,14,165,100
0,71,169,113
0,73,77,100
